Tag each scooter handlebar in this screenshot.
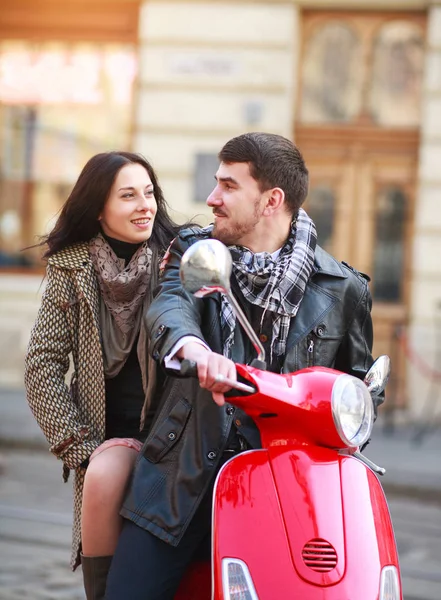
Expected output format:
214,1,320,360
180,359,198,377
180,359,256,396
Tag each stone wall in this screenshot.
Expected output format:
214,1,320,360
408,4,441,419
133,1,299,223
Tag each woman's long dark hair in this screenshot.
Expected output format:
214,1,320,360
42,151,182,258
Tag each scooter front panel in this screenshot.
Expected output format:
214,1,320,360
212,450,295,599
212,448,401,599
268,445,346,587
212,450,349,599
340,456,402,598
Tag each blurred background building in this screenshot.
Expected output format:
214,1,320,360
0,0,440,423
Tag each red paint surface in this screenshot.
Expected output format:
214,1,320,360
174,366,402,599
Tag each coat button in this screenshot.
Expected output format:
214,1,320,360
152,350,160,360
168,432,176,441
226,406,235,416
235,419,242,427
259,333,268,343
316,324,326,337
207,451,217,460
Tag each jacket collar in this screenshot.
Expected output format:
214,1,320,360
313,245,347,279
47,243,91,270
48,243,101,335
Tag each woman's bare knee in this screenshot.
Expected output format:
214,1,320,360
81,445,138,556
83,446,138,507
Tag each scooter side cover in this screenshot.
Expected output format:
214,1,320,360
212,448,401,599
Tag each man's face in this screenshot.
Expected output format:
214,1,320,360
206,162,265,247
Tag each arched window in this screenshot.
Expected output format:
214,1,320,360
369,22,425,126
372,187,407,302
299,22,362,124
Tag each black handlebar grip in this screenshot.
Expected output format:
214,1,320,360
180,359,198,378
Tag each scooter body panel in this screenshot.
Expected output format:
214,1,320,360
212,446,402,599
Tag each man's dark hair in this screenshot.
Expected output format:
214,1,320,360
218,132,309,216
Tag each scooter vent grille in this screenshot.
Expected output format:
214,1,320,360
302,539,338,572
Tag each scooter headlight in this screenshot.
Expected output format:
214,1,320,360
331,374,374,448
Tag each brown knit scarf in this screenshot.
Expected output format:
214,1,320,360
89,233,152,337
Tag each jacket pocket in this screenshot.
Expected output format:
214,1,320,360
308,324,344,368
142,397,192,464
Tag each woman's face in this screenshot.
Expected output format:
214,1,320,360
99,163,158,244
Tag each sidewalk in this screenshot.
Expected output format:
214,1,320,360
368,420,441,502
1,386,440,501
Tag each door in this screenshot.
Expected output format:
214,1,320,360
296,11,426,407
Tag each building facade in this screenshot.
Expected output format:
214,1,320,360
1,0,440,421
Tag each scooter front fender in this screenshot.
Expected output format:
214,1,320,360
212,447,401,599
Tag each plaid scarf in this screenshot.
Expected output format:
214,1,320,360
217,208,317,363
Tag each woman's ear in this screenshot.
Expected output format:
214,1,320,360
263,187,285,216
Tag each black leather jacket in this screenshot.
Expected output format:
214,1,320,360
121,227,380,546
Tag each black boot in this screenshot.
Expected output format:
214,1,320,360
81,553,113,600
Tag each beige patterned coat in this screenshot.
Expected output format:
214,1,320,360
24,242,150,570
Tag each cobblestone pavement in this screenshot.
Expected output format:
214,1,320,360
1,449,441,600
0,540,83,600
0,450,83,600
390,496,441,600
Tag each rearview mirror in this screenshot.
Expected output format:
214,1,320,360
364,355,391,396
179,238,233,297
180,239,266,365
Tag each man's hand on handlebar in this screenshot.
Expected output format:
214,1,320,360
177,342,237,406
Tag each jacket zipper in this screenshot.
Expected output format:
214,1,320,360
307,337,315,367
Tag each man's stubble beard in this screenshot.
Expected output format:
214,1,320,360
212,198,261,247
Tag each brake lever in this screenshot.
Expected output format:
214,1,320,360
214,374,255,394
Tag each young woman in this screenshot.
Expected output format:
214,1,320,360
24,151,183,600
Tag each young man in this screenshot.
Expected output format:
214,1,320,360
105,133,381,599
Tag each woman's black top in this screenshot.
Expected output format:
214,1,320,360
102,234,151,442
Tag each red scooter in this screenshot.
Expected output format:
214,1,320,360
174,239,401,600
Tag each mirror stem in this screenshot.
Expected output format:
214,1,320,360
226,293,266,364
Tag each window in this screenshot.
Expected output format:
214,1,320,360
369,22,425,126
0,41,137,267
304,184,335,253
193,153,219,204
298,13,425,127
300,22,362,123
372,187,407,302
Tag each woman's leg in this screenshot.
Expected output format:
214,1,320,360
81,443,140,556
81,442,140,599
